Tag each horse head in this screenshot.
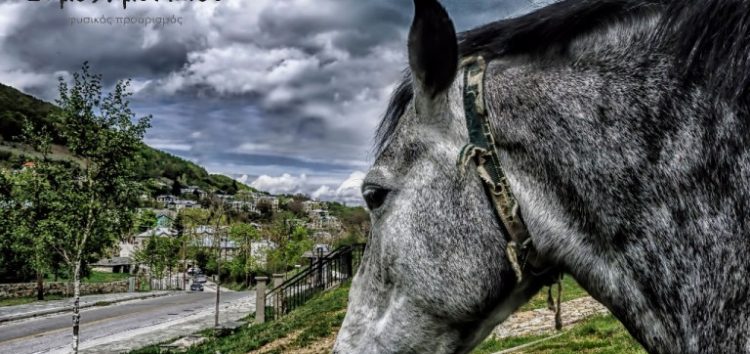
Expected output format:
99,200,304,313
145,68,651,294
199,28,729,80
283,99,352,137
335,0,750,353
334,2,554,353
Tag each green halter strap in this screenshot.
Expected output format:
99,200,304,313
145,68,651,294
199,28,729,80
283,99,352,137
457,55,564,330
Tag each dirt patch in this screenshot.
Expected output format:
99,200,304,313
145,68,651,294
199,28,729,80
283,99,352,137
247,329,339,354
492,296,609,339
248,331,303,354
283,333,337,354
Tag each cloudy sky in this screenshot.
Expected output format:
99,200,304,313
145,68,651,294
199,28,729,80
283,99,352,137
0,0,540,205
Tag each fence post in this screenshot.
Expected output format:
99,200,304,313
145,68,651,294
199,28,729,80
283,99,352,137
272,274,285,319
255,276,268,324
344,252,353,279
316,249,324,289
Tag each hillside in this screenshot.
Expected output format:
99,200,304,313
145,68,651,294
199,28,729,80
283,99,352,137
0,83,253,195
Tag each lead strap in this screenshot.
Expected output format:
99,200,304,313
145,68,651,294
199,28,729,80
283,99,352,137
546,274,564,331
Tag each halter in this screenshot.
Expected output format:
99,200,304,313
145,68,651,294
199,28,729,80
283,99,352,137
457,56,563,328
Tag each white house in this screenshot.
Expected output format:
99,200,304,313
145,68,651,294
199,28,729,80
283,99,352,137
119,227,177,258
181,186,207,198
168,199,198,210
193,236,238,254
251,240,277,267
156,195,177,204
307,209,342,230
255,196,279,212
302,200,324,212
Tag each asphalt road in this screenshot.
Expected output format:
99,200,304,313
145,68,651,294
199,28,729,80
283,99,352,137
0,290,251,354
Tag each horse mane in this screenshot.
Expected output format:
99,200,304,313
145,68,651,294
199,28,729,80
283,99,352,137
375,0,750,153
458,0,665,58
661,0,750,105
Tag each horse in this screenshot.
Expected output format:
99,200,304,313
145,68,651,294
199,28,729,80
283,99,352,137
333,0,750,353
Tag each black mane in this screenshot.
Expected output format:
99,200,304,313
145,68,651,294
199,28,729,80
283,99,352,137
375,0,750,153
458,0,664,58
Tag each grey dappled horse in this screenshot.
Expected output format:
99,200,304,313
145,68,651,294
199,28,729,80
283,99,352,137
333,0,750,353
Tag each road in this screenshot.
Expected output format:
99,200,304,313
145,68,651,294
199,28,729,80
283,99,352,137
0,290,254,354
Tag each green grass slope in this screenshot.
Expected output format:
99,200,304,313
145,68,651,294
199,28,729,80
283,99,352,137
129,279,644,354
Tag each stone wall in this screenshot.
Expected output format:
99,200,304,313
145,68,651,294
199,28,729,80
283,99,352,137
0,280,130,298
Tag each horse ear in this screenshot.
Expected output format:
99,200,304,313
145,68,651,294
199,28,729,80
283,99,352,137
408,0,458,98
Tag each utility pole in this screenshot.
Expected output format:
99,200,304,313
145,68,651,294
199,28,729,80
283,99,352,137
181,235,187,290
210,195,225,329
214,238,221,328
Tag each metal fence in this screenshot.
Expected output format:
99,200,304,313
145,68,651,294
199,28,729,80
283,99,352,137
265,243,365,320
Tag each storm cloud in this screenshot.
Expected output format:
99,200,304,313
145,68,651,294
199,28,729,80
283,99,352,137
0,0,540,204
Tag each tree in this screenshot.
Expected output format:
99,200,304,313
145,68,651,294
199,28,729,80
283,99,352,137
171,179,182,196
183,193,228,328
12,120,61,299
172,212,189,288
228,223,261,286
11,167,53,299
133,235,180,289
266,214,313,273
134,209,158,233
256,199,274,220
0,170,30,283
285,199,306,217
227,180,239,195
37,63,151,353
203,194,227,329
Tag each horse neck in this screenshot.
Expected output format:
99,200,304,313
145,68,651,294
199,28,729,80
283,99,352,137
484,60,750,353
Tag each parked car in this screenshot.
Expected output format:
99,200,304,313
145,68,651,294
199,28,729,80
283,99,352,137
187,266,202,275
190,283,204,291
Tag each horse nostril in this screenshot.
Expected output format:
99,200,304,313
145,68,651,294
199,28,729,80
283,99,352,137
362,185,390,210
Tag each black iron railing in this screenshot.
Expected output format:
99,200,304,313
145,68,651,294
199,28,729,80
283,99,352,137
265,243,366,320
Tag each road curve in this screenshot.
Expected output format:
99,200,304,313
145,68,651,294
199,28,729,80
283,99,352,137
0,290,252,354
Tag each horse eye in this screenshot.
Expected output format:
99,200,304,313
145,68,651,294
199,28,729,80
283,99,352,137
362,185,390,210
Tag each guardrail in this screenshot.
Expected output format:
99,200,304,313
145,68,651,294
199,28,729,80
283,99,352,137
264,243,365,320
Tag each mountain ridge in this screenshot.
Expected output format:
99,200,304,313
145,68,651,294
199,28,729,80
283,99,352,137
0,82,255,196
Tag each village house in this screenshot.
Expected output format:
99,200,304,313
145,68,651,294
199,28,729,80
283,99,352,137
229,200,260,214
155,211,174,228
21,161,35,171
191,225,238,259
156,195,177,204
217,193,234,201
302,244,332,266
118,226,178,258
285,218,307,229
167,199,198,210
155,196,199,210
302,200,325,212
91,257,133,274
181,186,207,199
255,195,279,212
251,239,277,267
307,209,342,231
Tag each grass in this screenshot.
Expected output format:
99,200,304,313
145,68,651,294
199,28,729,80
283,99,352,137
83,271,130,284
471,315,646,354
129,282,352,354
0,294,67,307
520,275,590,311
127,278,640,354
222,282,252,292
